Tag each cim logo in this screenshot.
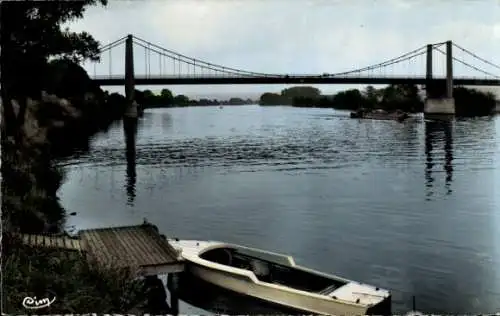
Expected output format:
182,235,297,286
22,291,56,310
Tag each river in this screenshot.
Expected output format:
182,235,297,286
59,105,500,314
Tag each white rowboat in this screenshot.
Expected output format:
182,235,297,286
169,239,391,315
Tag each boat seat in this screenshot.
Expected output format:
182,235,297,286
318,284,338,295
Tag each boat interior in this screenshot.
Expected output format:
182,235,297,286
200,247,347,295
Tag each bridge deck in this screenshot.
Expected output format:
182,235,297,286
92,76,500,86
18,223,185,275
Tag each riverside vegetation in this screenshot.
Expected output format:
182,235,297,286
1,1,152,313
259,85,497,117
135,88,256,108
2,2,496,313
134,84,496,118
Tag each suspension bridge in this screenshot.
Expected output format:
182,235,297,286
88,35,500,87
86,34,500,116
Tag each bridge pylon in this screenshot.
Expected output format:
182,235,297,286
124,34,138,118
424,40,455,117
426,44,433,90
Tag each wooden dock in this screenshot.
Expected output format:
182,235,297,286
17,233,82,251
18,222,185,275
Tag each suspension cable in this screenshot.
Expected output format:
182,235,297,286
434,47,500,78
333,50,428,77
132,35,280,77
452,43,500,70
98,35,128,52
330,45,428,77
133,41,257,77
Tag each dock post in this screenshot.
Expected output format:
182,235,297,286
167,273,180,315
144,275,171,314
412,295,416,311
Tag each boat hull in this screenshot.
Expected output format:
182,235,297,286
170,239,391,315
350,111,408,122
186,262,374,315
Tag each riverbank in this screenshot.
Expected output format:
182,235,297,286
1,84,149,314
259,85,497,117
3,233,148,313
134,88,257,109
1,1,152,313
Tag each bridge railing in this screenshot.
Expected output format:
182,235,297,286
90,74,498,80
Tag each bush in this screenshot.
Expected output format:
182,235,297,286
2,233,147,314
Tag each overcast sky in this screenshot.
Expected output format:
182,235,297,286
68,0,500,99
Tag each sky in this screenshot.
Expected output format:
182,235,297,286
68,0,500,99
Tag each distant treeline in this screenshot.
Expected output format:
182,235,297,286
133,89,256,108
259,85,497,117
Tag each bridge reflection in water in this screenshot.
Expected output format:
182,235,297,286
124,117,138,206
424,119,454,200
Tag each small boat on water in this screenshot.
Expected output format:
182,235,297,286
350,108,408,122
169,239,392,315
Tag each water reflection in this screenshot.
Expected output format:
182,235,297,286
424,119,454,200
176,273,302,315
60,107,500,314
124,118,138,206
162,112,173,132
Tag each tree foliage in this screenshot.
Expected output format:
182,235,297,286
454,86,496,117
3,235,147,313
1,1,107,63
1,0,108,135
259,84,495,116
133,89,255,108
281,86,321,99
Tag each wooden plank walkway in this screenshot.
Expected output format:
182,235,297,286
79,223,184,275
16,233,82,251
18,222,185,275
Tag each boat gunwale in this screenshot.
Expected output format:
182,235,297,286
176,240,387,308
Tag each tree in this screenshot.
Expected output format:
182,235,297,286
281,86,321,98
454,87,496,116
331,89,364,110
160,88,173,100
1,1,108,139
2,1,107,63
363,85,379,108
159,88,174,105
0,0,109,233
259,92,284,105
280,86,321,104
174,95,189,106
229,97,245,105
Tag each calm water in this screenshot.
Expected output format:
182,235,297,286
59,105,500,314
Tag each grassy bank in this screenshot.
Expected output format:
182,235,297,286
1,81,148,314
3,233,147,313
1,1,152,313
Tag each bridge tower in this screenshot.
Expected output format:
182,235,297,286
424,40,455,117
426,44,433,88
124,34,138,118
123,34,138,202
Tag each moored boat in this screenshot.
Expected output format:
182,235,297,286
169,239,392,315
350,108,408,122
